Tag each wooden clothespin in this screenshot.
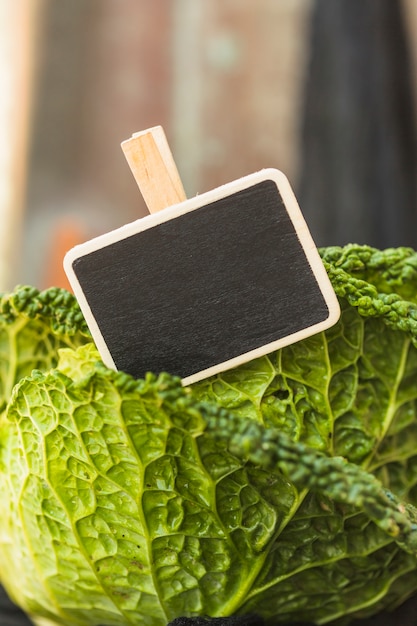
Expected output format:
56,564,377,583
121,126,186,214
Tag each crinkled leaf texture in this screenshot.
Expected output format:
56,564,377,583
0,285,90,414
1,350,302,626
2,246,417,625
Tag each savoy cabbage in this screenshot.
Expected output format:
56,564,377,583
1,245,417,625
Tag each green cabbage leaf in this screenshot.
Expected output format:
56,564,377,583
2,246,417,625
0,285,90,414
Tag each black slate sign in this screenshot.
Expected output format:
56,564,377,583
64,169,340,384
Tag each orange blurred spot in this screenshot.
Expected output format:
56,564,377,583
42,218,86,291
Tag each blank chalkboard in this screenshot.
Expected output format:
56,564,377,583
64,169,340,384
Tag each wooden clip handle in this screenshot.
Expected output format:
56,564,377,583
121,126,187,214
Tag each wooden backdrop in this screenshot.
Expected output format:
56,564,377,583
1,0,417,289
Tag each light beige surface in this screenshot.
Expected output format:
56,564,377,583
0,1,43,290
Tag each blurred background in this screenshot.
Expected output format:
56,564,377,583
1,0,417,292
